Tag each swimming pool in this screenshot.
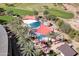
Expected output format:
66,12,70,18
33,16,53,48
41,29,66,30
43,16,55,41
37,35,45,41
29,21,41,29
36,34,48,41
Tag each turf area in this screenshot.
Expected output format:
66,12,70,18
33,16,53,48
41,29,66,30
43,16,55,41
5,7,33,16
0,16,14,23
49,8,74,19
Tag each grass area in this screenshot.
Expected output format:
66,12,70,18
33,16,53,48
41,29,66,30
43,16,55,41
0,3,74,19
0,4,33,16
0,4,33,24
14,3,64,11
49,8,74,19
0,16,14,23
5,7,33,16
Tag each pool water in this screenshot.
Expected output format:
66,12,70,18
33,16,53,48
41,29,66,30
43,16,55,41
37,34,46,41
29,21,41,29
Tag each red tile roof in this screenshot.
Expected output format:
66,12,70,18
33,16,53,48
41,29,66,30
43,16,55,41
36,24,53,35
23,16,36,20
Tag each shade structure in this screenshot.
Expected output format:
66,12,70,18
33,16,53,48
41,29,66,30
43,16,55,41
36,24,53,35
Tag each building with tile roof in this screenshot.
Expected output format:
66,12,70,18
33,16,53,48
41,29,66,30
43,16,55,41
57,43,77,56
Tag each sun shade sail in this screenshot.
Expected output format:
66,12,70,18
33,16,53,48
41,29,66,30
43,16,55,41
36,24,53,35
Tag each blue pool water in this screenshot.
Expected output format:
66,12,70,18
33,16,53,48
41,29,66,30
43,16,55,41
29,21,40,29
26,20,47,41
37,34,46,41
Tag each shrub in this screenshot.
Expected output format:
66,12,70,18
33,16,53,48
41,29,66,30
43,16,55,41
43,10,49,15
0,19,7,24
43,6,49,9
47,50,57,56
33,10,38,15
55,18,79,39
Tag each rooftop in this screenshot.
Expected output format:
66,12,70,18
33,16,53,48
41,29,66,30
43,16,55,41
57,43,77,56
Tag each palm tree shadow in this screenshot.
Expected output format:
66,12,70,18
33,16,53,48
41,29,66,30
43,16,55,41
4,26,21,56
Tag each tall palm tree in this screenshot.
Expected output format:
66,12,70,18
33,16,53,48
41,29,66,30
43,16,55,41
7,17,41,56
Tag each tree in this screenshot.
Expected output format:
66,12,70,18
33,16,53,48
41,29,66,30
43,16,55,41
60,22,72,34
47,14,58,22
7,18,42,56
33,10,38,15
68,29,77,39
7,10,14,16
43,10,49,16
5,3,15,7
63,38,72,43
43,6,49,9
53,3,58,6
56,19,63,27
0,19,7,24
48,32,59,39
0,8,5,15
47,50,57,56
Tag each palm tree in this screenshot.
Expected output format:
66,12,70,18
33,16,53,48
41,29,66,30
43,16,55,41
33,10,38,15
7,17,41,56
47,50,57,56
43,10,49,16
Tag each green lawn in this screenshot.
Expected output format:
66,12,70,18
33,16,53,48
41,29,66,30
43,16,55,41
0,4,33,16
0,4,33,24
6,7,33,16
49,8,74,19
0,16,14,23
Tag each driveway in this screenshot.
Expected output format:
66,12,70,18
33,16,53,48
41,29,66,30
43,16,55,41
0,25,8,56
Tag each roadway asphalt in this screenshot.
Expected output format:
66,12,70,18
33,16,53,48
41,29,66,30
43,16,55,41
0,25,8,56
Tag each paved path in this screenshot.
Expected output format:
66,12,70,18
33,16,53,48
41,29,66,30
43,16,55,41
0,25,8,56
